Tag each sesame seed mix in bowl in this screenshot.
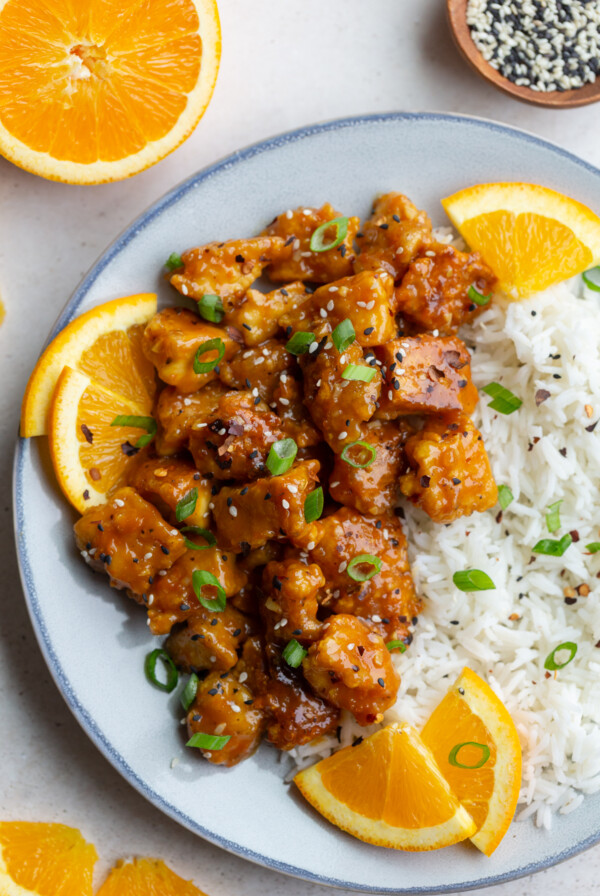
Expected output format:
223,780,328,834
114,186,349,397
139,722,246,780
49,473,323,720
467,0,600,92
290,242,600,829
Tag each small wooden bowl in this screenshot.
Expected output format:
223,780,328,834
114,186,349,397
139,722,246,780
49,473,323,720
447,0,600,108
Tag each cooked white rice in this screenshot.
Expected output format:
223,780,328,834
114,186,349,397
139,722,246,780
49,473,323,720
289,231,600,830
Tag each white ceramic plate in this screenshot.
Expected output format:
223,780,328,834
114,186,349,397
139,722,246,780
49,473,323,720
14,113,600,893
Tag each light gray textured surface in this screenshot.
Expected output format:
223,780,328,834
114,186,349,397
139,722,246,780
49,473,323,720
2,2,600,893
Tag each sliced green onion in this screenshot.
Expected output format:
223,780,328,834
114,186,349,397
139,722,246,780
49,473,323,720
544,641,577,671
347,553,382,582
266,438,297,476
111,414,157,448
285,331,316,355
197,294,224,323
546,500,562,534
282,639,307,668
332,318,355,353
309,217,349,253
186,732,231,751
532,533,572,557
386,640,407,653
175,487,198,522
497,484,514,511
582,267,600,292
340,440,377,469
448,742,491,769
481,382,522,415
341,364,376,383
192,569,226,612
452,569,496,592
144,648,178,693
181,526,216,551
193,337,225,374
586,542,600,553
180,673,199,711
468,284,492,306
165,252,183,271
304,486,324,523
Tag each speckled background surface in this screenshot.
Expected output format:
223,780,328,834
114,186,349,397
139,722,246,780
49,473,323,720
2,2,600,893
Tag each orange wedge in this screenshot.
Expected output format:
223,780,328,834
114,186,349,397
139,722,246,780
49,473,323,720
442,182,600,298
0,822,97,896
20,294,157,438
96,857,208,896
0,0,221,184
421,668,522,856
294,723,476,851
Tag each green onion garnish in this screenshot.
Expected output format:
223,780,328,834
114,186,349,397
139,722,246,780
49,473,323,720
341,364,376,383
586,542,600,553
448,742,491,769
340,440,377,469
309,217,349,253
582,267,600,292
197,294,224,323
192,569,226,612
180,673,199,711
452,569,496,592
532,533,572,557
186,732,231,751
165,252,183,272
497,484,514,511
304,486,324,523
386,640,407,653
481,382,523,415
181,526,216,551
175,488,198,522
266,438,298,476
332,319,355,353
282,639,308,668
544,641,577,671
193,337,226,374
347,553,382,582
285,331,315,355
144,648,178,693
111,415,157,448
546,500,562,534
468,285,492,307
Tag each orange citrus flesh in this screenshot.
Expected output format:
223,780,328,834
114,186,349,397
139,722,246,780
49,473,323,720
0,0,221,183
442,182,600,298
20,293,157,438
96,857,208,896
0,822,97,896
421,668,522,856
294,723,476,851
48,366,153,512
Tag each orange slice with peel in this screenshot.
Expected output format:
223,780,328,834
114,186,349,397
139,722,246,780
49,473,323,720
20,293,156,438
96,857,209,896
421,667,522,856
0,821,97,896
0,0,221,184
442,182,600,298
294,723,476,851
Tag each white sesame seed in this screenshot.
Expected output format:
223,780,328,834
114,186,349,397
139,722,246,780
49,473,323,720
282,499,290,509
239,671,248,682
209,502,215,509
287,484,298,493
183,397,192,406
80,550,89,560
307,541,316,550
148,594,155,606
252,387,259,396
285,209,293,219
365,300,375,310
231,704,241,713
229,506,238,517
324,343,333,351
330,481,340,487
280,618,288,627
293,239,301,250
279,397,290,406
388,390,393,400
316,379,322,387
159,569,167,576
372,614,382,623
210,655,217,662
329,286,338,292
308,341,319,354
144,551,153,560
181,284,189,295
432,329,439,337
114,498,124,507
319,308,328,318
326,300,335,311
215,722,226,734
339,431,348,440
338,561,347,573
218,428,226,435
347,642,355,650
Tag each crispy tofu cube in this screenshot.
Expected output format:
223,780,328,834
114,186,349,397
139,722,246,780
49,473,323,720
225,282,311,346
260,557,324,643
126,455,212,527
165,604,254,673
312,270,396,347
354,192,433,280
218,339,293,404
74,487,185,595
154,382,228,455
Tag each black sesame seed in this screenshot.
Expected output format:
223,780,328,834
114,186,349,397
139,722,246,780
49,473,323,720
377,677,385,687
161,545,170,555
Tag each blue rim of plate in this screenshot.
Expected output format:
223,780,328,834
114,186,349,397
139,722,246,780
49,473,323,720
13,111,600,894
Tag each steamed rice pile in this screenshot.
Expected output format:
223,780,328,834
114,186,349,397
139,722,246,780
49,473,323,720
290,235,600,830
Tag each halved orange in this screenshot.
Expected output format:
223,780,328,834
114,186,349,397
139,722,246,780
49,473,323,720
421,668,522,856
294,723,476,851
0,0,221,184
0,822,97,896
96,857,208,896
48,366,154,512
20,293,157,438
442,182,600,298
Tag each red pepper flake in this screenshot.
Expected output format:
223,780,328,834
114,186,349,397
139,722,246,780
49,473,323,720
570,529,580,543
